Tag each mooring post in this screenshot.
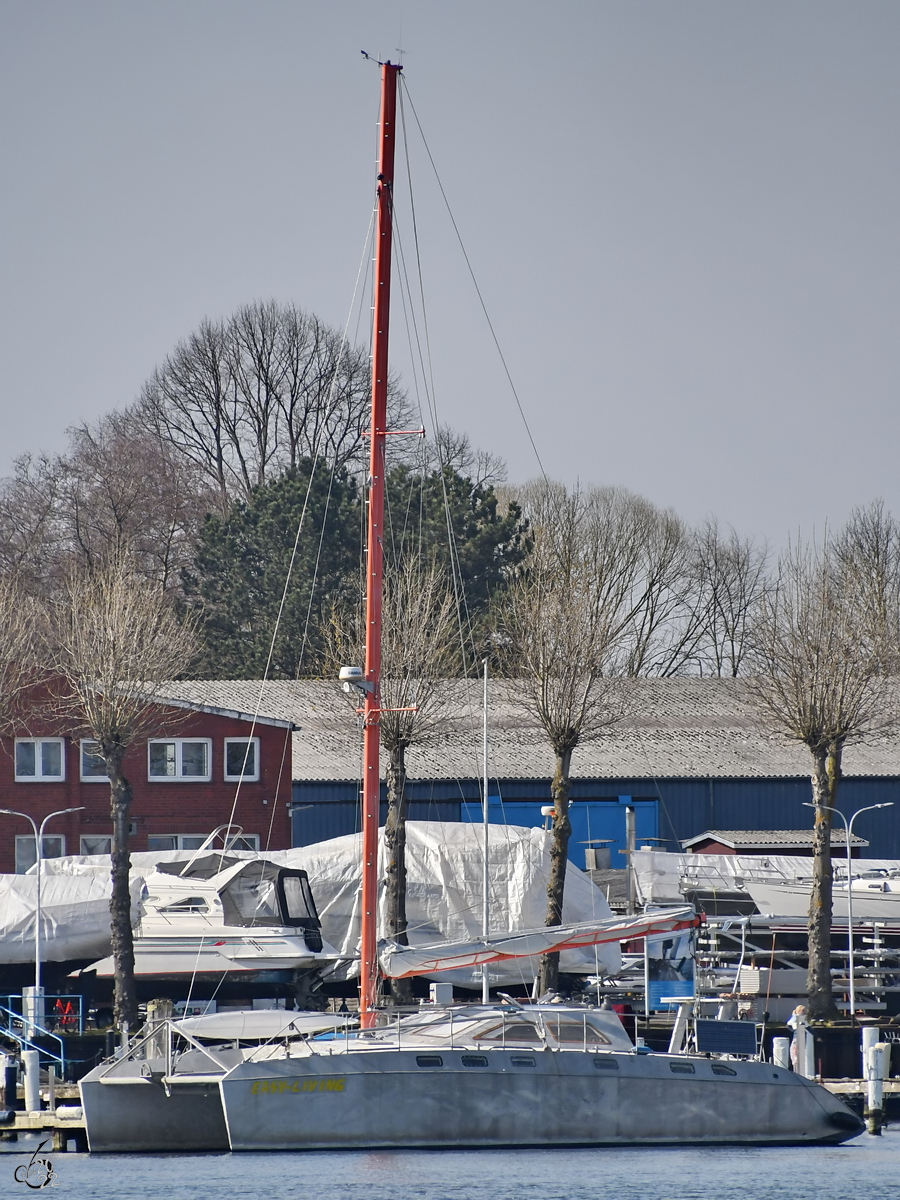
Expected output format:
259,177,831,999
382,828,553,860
22,1050,40,1113
772,1037,790,1069
862,1026,888,1135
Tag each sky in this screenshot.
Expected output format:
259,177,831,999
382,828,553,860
2,1,898,549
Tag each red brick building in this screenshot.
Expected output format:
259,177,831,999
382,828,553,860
0,694,295,873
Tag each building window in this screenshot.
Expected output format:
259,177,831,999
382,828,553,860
80,835,112,856
80,740,109,782
224,738,260,782
147,739,212,781
15,835,65,874
15,738,65,782
147,833,259,852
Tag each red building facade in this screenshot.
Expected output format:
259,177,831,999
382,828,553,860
0,701,295,873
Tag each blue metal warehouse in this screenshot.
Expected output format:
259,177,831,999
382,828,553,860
159,679,900,862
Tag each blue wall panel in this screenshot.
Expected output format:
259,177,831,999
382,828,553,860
291,775,900,858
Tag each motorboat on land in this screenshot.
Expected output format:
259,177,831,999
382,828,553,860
85,842,339,986
748,872,900,922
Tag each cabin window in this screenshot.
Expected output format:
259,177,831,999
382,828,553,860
669,1061,696,1074
148,739,212,781
224,738,260,782
80,740,109,781
461,1055,489,1068
159,897,209,913
80,835,112,856
15,835,64,874
510,1056,535,1068
15,738,65,781
416,1055,443,1068
711,1063,737,1077
545,1019,611,1046
475,1022,542,1044
592,1056,620,1070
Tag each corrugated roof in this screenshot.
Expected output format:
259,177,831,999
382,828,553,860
681,829,869,849
155,677,900,784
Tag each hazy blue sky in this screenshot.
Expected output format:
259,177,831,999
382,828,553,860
2,2,898,547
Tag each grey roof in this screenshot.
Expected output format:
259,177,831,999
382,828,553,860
156,677,900,784
681,829,869,850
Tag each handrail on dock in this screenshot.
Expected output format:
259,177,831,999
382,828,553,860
0,1004,66,1070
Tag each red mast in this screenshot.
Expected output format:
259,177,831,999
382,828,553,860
360,59,400,1026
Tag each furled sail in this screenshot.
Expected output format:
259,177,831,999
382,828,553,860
380,905,698,979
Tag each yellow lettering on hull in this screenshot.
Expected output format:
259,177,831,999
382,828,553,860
250,1077,346,1096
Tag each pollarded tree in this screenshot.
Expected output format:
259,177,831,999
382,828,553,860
496,482,623,995
746,531,899,1019
46,553,198,1029
326,558,460,1001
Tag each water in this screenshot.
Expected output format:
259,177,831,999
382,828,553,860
3,1133,900,1200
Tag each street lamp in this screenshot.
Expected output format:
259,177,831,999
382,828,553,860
802,800,894,1020
0,807,84,1026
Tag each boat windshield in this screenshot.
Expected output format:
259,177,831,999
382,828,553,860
220,864,283,927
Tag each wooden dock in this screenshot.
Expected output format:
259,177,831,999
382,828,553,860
0,1110,88,1152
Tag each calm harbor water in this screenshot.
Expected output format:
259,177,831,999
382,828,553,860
3,1132,900,1200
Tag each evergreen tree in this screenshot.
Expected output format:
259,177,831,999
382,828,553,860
183,462,360,677
385,464,529,620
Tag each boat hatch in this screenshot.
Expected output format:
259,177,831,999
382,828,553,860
219,864,323,947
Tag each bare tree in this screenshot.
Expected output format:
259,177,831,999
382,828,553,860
497,482,623,994
833,500,900,668
692,518,769,676
746,533,899,1019
45,554,198,1028
0,572,42,729
514,482,706,679
141,301,411,508
327,559,460,1001
0,410,211,598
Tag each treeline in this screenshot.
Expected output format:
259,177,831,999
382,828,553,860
0,299,785,683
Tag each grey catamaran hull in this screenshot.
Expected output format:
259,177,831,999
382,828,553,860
218,1050,861,1151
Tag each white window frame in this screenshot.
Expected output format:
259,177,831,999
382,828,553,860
15,835,65,874
147,738,212,782
80,739,110,782
79,835,112,857
146,833,259,852
224,737,261,782
14,737,66,782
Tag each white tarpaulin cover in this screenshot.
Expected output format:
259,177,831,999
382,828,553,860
380,906,697,978
632,849,900,907
287,822,624,986
34,822,623,985
0,874,145,963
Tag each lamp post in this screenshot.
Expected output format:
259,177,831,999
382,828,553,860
803,800,894,1020
0,807,84,1019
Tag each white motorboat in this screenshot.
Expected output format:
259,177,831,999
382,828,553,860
748,871,900,922
85,843,339,984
